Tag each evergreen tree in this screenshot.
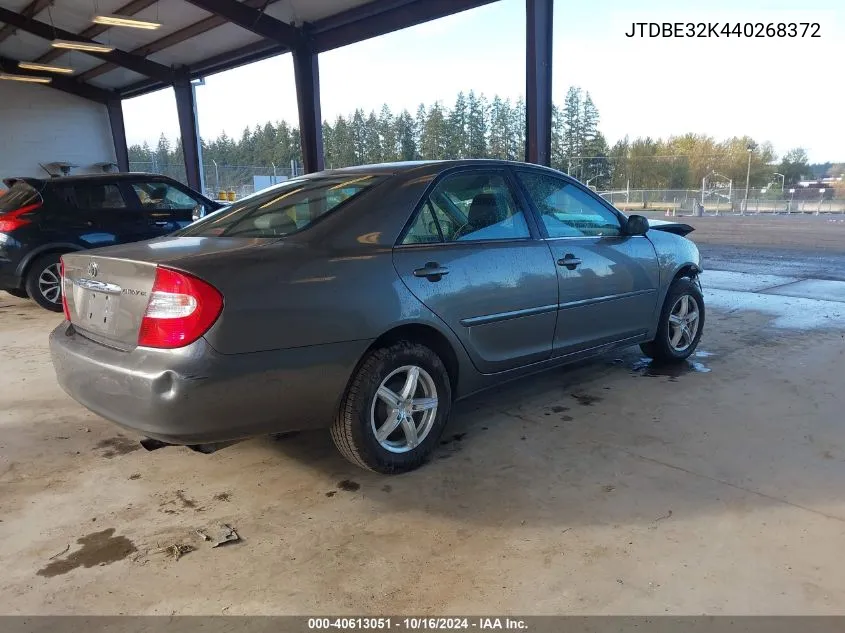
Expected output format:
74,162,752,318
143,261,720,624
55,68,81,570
378,104,398,162
365,111,382,163
396,109,417,161
420,102,448,159
466,91,488,158
447,92,469,159
562,86,582,174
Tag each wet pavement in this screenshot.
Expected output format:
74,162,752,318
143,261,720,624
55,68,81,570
702,270,845,330
700,244,845,282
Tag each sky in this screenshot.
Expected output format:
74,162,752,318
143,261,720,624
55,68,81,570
121,0,844,162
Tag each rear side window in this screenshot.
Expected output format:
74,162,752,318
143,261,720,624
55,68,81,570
177,175,385,238
0,181,42,213
60,184,127,210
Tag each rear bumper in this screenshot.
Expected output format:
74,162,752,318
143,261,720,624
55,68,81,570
49,322,371,444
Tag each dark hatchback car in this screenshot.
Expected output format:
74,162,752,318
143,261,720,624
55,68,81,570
51,160,704,474
0,173,220,311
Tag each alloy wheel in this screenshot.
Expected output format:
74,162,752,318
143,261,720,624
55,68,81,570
38,263,62,305
667,294,700,353
370,365,438,453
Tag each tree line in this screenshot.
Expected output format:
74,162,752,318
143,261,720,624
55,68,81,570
129,87,833,192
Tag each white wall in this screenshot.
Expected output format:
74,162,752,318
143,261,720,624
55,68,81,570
0,80,116,180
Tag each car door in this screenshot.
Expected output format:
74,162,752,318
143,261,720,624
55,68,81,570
393,168,559,374
127,179,204,234
54,182,150,248
514,169,660,357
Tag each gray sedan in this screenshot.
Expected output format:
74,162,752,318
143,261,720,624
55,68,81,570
50,160,704,473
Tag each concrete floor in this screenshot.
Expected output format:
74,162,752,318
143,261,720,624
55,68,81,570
1,216,845,615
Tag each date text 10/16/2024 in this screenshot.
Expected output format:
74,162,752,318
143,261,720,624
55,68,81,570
625,22,821,38
308,618,528,630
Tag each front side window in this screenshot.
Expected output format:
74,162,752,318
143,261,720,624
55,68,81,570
518,171,621,238
72,184,127,210
176,175,384,238
406,172,529,244
132,182,197,210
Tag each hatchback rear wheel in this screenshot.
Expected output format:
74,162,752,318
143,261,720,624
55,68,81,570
331,341,452,473
25,253,64,312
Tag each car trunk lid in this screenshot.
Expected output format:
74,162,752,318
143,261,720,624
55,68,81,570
61,252,159,350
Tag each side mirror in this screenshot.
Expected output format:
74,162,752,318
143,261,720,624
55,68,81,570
625,214,649,236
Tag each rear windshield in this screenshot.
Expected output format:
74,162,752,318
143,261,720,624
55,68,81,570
0,181,42,214
176,174,385,238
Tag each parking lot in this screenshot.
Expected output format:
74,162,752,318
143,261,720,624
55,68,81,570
1,215,845,615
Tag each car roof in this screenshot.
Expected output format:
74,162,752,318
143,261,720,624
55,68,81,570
2,172,180,188
314,159,564,179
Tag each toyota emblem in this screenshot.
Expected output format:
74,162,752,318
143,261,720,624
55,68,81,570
87,261,99,277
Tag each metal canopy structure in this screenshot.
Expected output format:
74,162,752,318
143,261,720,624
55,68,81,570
0,0,554,186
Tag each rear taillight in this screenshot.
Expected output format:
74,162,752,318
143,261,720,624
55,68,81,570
0,202,42,232
60,256,70,321
137,267,223,349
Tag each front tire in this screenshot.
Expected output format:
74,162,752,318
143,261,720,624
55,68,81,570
331,342,452,474
25,253,64,312
640,277,705,362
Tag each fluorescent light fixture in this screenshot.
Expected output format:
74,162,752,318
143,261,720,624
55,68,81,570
17,61,75,74
51,39,115,53
0,72,52,84
92,14,161,30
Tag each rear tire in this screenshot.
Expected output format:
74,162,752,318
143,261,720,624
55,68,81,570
25,253,64,312
640,277,705,362
5,288,29,299
331,342,452,474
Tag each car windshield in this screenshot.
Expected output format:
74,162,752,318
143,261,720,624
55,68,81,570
0,181,42,213
176,174,385,238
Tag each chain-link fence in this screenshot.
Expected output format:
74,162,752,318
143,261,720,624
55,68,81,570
129,162,299,201
599,189,845,215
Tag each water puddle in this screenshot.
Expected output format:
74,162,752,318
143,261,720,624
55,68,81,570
632,356,712,381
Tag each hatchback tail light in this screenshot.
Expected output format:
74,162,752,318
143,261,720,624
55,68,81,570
60,256,70,321
137,267,223,349
0,202,42,232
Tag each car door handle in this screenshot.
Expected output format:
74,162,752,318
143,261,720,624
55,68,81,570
153,221,169,226
413,262,450,281
557,255,582,270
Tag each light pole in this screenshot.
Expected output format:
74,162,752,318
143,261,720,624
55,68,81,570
585,173,604,189
711,171,732,214
743,144,754,215
788,188,795,214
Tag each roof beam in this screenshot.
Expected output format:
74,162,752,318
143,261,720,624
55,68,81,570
0,54,114,103
0,0,52,45
311,0,500,52
78,0,280,83
181,0,302,47
0,5,174,83
37,0,159,65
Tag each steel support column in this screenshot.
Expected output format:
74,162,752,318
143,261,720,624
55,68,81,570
292,43,325,173
173,76,203,191
106,99,130,172
525,0,553,166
